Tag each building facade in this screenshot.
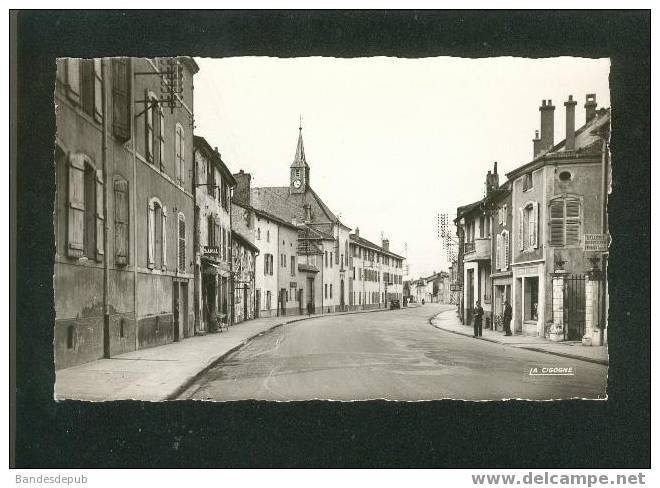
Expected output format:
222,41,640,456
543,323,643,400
54,56,198,369
193,135,236,333
488,181,513,332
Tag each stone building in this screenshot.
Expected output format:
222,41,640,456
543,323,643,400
192,135,236,333
230,198,259,324
507,95,610,342
348,229,405,310
487,180,513,331
54,56,198,369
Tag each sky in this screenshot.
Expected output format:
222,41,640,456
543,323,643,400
193,56,610,279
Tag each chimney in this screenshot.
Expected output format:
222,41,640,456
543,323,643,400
539,99,555,153
585,93,597,123
382,238,389,251
533,130,542,157
232,170,251,206
354,227,360,238
564,95,577,151
303,203,312,223
485,162,500,195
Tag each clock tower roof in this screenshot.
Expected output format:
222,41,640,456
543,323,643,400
291,126,309,169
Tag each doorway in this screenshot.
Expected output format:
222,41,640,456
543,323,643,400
306,277,314,314
172,282,180,342
340,279,345,311
466,269,474,324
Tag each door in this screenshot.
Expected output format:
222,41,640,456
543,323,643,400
181,282,189,338
340,279,345,311
172,282,180,342
255,289,261,319
564,274,586,340
243,285,248,322
307,277,314,314
466,269,474,324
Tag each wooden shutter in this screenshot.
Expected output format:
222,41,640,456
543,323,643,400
531,202,539,248
159,109,165,170
147,203,155,268
93,59,103,122
80,60,95,117
161,206,168,270
180,129,185,185
66,59,80,104
214,220,220,249
175,126,181,183
112,59,131,141
565,198,581,245
67,154,86,257
145,90,153,162
95,170,104,261
518,207,524,251
549,199,565,246
504,231,510,269
178,216,186,272
114,178,128,266
496,234,501,270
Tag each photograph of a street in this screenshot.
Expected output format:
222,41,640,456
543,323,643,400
179,304,607,401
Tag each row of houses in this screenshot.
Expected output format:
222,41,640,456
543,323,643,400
404,271,451,304
54,57,405,370
453,94,610,345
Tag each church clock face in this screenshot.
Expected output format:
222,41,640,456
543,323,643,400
293,179,302,189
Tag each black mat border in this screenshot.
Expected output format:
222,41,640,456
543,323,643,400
12,10,650,468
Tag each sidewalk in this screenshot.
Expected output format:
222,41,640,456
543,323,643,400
430,308,608,365
54,307,395,402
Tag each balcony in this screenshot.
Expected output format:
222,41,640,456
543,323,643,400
463,237,491,262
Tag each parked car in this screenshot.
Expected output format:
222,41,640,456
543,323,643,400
390,299,401,310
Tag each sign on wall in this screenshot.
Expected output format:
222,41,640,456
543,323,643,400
583,234,608,252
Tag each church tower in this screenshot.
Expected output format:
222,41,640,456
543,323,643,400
290,124,310,194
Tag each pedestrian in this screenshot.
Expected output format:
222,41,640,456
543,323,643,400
503,300,513,336
473,300,484,337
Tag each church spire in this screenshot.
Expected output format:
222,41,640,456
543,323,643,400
291,119,309,168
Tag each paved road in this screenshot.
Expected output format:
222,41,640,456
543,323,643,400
180,304,608,401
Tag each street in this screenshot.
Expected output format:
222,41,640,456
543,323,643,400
179,304,608,401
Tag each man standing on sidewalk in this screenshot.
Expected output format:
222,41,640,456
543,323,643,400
473,300,484,338
503,300,512,336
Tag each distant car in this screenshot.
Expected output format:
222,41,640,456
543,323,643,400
390,299,401,310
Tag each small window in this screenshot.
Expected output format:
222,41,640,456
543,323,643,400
559,171,572,182
522,173,534,191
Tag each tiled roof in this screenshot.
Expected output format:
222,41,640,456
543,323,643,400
250,185,339,225
231,230,259,253
298,263,320,273
349,233,405,260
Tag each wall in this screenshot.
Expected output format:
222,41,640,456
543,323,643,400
278,225,302,315
254,216,279,317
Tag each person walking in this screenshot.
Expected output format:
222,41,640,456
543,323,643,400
473,300,484,337
503,300,513,336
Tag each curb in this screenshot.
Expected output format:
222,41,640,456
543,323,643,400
166,306,404,400
428,313,608,367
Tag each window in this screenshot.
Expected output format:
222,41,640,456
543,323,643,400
175,124,185,186
522,172,534,191
330,284,333,299
266,230,270,242
148,197,166,270
64,59,81,104
496,231,510,271
257,228,261,240
112,58,131,141
519,202,539,251
559,171,572,182
324,284,328,299
207,161,215,197
330,252,333,268
341,254,344,267
80,59,102,122
158,108,165,171
549,196,581,247
291,255,296,276
114,177,129,266
325,251,328,267
178,213,186,272
67,154,104,261
145,93,156,163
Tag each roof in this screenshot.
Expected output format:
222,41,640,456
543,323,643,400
506,108,610,179
250,185,340,226
193,135,238,187
298,263,320,273
252,206,300,231
349,233,405,260
179,57,200,74
455,198,484,223
291,128,309,169
231,230,259,253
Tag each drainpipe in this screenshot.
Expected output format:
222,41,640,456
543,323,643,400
131,59,139,352
102,59,110,358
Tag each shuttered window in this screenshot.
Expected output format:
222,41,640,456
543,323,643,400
114,177,129,266
520,203,539,252
147,198,166,269
145,93,154,163
178,214,186,272
176,124,185,186
112,58,131,141
496,234,502,270
159,109,166,171
65,59,81,104
67,154,86,257
80,59,102,122
93,59,103,122
549,197,581,247
503,231,510,269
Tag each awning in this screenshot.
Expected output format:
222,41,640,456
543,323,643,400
202,261,230,277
